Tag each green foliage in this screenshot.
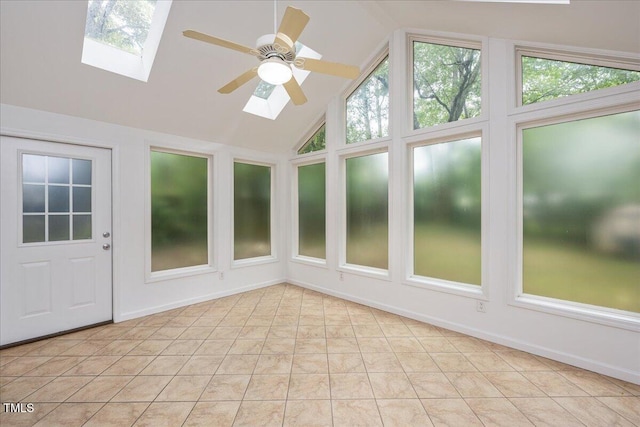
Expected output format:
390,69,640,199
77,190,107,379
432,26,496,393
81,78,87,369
234,162,271,260
298,163,326,258
413,42,481,129
298,124,326,154
346,58,389,144
522,56,640,104
85,0,157,55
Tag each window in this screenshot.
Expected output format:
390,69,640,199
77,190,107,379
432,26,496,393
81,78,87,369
521,110,640,313
298,124,326,155
346,57,389,144
520,54,640,105
234,162,272,260
413,137,481,285
151,150,208,272
413,40,481,130
82,0,172,81
345,152,388,270
297,162,326,259
22,154,92,243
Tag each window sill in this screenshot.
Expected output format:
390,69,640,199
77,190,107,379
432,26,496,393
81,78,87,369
291,256,328,268
146,265,217,283
338,264,390,281
232,255,279,269
403,275,485,300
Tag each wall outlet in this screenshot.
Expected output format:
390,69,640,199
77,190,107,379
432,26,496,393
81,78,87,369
339,272,344,281
219,272,224,280
476,301,486,313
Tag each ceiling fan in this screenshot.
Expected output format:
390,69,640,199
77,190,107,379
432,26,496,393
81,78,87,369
183,6,360,106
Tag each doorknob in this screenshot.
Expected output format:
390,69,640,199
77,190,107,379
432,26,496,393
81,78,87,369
102,244,111,250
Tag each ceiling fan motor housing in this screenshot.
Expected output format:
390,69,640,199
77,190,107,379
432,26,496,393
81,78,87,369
255,34,296,62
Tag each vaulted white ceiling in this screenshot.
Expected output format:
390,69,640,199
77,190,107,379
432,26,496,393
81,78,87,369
1,1,638,153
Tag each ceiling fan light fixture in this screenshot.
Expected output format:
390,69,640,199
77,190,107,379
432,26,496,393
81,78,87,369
258,58,293,85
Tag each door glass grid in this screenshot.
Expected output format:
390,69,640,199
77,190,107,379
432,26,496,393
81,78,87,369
22,154,92,243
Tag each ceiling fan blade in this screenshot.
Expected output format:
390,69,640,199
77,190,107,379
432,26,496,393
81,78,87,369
274,7,310,49
183,30,257,56
294,57,360,79
218,68,258,94
283,78,307,106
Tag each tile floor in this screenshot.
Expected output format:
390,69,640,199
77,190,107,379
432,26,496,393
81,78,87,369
1,283,638,426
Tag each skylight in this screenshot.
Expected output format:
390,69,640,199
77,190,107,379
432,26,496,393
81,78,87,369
82,0,172,82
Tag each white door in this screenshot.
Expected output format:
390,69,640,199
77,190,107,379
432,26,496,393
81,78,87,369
1,137,112,346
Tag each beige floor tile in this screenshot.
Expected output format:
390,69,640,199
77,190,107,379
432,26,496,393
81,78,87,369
332,399,382,427
120,327,160,340
26,340,84,356
408,372,460,398
396,352,439,372
0,376,16,386
67,375,133,402
262,338,296,354
268,326,298,338
254,354,293,374
560,370,630,396
84,402,149,427
297,325,326,339
183,401,240,427
155,375,210,401
178,326,215,340
216,354,258,374
33,402,102,426
325,314,351,325
102,355,155,375
209,327,242,339
1,356,52,376
22,356,86,376
62,355,121,376
357,337,392,353
387,337,426,353
510,397,584,427
419,337,458,353
111,375,172,402
0,402,58,427
377,399,434,427
445,372,502,398
407,323,443,337
369,372,417,398
325,325,355,338
59,340,111,356
497,351,552,371
421,398,483,426
288,374,330,399
0,376,53,401
465,352,515,372
161,340,203,356
608,378,640,396
283,399,332,426
554,396,636,427
244,374,290,400
328,353,365,373
299,315,325,326
139,355,189,375
448,336,491,353
330,373,374,399
238,326,270,339
194,339,234,355
100,340,142,355
484,371,546,397
522,371,589,397
200,374,251,400
234,400,286,427
295,339,327,353
326,338,359,353
380,323,414,337
466,398,534,426
26,376,93,402
352,324,384,337
362,352,404,372
597,396,640,424
165,316,198,327
431,353,477,372
291,353,329,374
133,402,194,427
178,355,224,375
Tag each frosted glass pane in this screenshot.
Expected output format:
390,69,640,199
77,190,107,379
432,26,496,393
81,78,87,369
48,157,69,184
23,184,45,213
414,138,481,285
413,41,481,129
23,215,45,243
73,187,92,212
523,110,640,313
49,215,70,241
346,58,389,144
23,154,45,183
298,163,326,259
234,162,271,260
73,159,92,185
48,186,70,213
346,152,388,269
151,151,209,272
73,215,92,240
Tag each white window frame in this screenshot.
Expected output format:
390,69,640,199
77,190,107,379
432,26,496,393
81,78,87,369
408,33,488,137
146,146,215,282
291,156,328,267
81,0,172,82
231,158,278,268
294,118,327,157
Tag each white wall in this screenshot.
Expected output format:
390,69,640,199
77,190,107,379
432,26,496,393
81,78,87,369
287,33,640,384
0,103,287,323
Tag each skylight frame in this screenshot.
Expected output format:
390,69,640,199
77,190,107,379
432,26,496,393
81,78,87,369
81,0,172,82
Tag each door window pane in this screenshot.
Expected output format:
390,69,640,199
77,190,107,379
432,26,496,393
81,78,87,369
73,187,92,213
151,150,209,272
234,162,271,260
49,186,70,213
414,137,481,285
346,58,389,144
522,110,640,313
48,157,70,184
23,184,45,213
346,152,388,269
413,41,481,129
23,216,45,243
521,55,640,105
23,154,45,182
73,159,92,185
73,215,92,240
298,163,326,259
49,215,70,241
